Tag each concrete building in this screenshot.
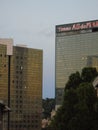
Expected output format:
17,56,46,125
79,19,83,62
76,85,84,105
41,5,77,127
0,39,43,130
55,20,98,108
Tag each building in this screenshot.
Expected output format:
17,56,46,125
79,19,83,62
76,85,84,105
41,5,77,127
0,39,43,130
55,20,98,108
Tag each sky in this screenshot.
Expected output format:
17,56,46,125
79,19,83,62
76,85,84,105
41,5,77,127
0,0,98,98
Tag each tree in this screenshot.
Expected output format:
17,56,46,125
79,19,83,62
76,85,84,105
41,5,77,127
50,67,98,130
65,71,81,90
74,83,98,130
65,67,98,90
42,98,55,119
81,67,98,82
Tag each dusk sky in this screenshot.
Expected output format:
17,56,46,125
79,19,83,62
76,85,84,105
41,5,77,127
0,0,98,98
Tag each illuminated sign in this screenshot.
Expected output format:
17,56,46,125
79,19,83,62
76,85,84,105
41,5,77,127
56,20,98,33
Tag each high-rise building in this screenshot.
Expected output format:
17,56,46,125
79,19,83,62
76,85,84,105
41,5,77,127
55,20,98,108
0,39,43,130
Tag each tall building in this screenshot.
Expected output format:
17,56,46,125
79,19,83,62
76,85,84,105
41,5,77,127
0,39,43,130
55,20,98,108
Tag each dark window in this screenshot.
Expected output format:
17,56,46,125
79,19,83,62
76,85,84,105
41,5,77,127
20,71,22,74
16,71,19,74
16,66,18,69
16,56,19,59
4,54,6,57
92,27,98,32
12,80,14,83
21,57,23,59
4,64,6,67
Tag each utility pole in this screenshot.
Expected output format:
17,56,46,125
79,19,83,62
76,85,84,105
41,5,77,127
8,55,11,130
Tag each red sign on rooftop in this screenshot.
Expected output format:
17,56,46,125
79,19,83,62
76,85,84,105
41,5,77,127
56,20,98,33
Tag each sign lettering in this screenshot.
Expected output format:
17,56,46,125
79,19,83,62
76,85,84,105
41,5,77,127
57,20,98,33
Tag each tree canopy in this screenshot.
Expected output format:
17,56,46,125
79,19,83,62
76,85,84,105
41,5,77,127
50,67,98,130
42,98,55,119
65,67,98,90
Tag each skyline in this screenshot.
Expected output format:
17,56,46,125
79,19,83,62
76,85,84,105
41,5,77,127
0,0,98,98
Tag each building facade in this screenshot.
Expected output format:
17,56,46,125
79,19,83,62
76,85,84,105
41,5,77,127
0,39,43,130
55,20,98,108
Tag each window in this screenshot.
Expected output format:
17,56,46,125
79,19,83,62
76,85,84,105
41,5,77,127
4,64,6,67
4,54,6,57
92,27,98,32
16,56,19,59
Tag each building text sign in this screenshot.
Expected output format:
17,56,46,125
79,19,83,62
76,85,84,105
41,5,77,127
56,20,98,33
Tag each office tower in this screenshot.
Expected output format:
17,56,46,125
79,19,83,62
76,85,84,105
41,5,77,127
55,20,98,108
0,39,43,130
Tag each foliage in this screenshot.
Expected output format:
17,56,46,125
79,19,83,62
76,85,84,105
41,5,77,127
50,67,98,130
42,98,55,119
81,67,98,82
65,67,98,90
65,71,81,90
